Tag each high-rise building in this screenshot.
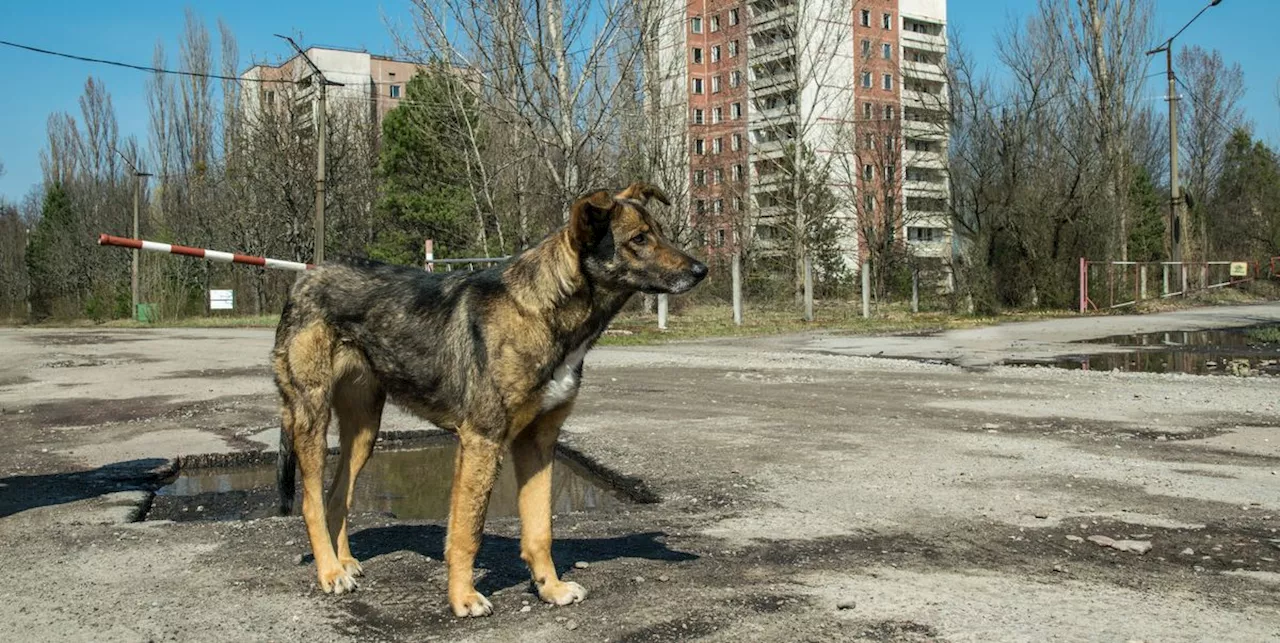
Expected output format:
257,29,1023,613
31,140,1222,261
660,0,950,273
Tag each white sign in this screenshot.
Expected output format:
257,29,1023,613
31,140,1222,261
1230,262,1249,277
210,289,234,310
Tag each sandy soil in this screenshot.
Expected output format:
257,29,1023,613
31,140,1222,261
2,303,1279,642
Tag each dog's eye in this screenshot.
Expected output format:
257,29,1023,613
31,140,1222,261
631,233,647,245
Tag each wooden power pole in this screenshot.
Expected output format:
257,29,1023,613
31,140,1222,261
276,35,343,265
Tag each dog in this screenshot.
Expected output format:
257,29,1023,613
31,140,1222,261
271,182,707,617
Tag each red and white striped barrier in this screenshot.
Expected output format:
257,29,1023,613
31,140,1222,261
98,234,314,272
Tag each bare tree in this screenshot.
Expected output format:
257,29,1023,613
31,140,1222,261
1176,45,1245,259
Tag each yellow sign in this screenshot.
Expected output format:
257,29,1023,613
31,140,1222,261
1230,262,1249,277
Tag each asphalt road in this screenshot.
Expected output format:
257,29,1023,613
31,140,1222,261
2,303,1279,642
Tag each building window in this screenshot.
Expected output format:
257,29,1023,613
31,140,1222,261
691,16,702,33
908,227,939,242
696,199,706,214
864,195,875,213
733,164,744,181
264,90,276,106
863,133,875,149
729,40,739,57
883,43,892,59
886,195,895,214
883,12,892,29
729,70,741,87
712,107,723,123
693,108,704,124
733,197,742,211
885,105,895,120
712,76,722,93
861,72,872,88
883,74,893,90
886,133,896,149
695,169,706,186
860,9,870,27
693,77,704,94
863,164,874,180
715,229,726,246
885,164,895,183
732,133,742,151
863,102,872,119
692,47,703,64
390,84,401,98
711,45,721,62
861,39,871,57
710,15,720,32
714,167,724,184
713,137,723,154
731,102,742,119
729,8,739,26
714,199,724,214
695,139,705,154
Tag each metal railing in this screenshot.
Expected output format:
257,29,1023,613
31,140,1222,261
1078,258,1260,313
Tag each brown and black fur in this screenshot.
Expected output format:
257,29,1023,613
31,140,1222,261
270,183,707,617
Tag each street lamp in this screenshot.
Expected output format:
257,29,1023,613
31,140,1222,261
1146,0,1223,268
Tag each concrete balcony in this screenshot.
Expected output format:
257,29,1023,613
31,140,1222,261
907,237,950,258
749,5,796,33
905,149,946,169
749,139,787,160
749,73,798,97
902,60,946,83
906,212,951,229
753,170,787,189
904,179,948,198
902,88,946,111
901,29,946,54
902,118,948,140
750,103,797,125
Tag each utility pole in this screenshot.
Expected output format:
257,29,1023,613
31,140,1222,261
1147,0,1223,267
276,35,343,264
113,147,151,319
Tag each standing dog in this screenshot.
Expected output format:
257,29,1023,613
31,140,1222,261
271,183,707,617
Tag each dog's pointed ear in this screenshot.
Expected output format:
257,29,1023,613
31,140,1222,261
616,182,671,206
569,189,616,248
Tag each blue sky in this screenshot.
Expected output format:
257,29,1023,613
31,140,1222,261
1,0,1275,202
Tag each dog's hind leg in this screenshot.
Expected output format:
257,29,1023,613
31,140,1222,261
512,403,586,607
445,427,505,618
288,323,356,594
326,360,384,579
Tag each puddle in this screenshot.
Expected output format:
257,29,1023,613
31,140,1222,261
148,445,630,522
1009,324,1280,376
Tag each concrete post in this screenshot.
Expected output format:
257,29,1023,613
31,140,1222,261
657,294,668,330
1139,264,1147,300
803,255,814,322
861,260,871,318
731,252,742,326
911,269,919,313
1162,264,1169,295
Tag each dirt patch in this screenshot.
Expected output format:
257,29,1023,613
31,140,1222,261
39,353,158,368
166,366,273,380
0,375,34,390
0,395,178,430
24,333,152,346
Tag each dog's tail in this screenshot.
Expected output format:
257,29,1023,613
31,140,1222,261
275,297,299,516
277,420,297,515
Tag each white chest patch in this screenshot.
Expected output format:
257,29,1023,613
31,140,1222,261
540,339,593,411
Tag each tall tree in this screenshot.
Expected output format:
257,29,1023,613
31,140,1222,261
1208,129,1280,260
369,67,478,265
1176,45,1245,259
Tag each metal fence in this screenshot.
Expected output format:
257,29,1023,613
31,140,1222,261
1078,257,1275,313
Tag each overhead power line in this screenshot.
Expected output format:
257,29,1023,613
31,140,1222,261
0,39,281,83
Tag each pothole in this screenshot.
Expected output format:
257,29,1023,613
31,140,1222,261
146,435,647,522
1006,323,1280,376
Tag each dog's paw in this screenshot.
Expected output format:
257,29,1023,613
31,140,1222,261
538,580,587,607
339,557,364,577
318,566,359,595
450,591,493,618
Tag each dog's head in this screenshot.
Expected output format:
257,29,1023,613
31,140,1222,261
569,182,708,295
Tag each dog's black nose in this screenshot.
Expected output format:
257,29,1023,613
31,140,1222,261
690,261,708,280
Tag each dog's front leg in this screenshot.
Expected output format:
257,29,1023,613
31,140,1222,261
445,429,503,617
512,404,587,607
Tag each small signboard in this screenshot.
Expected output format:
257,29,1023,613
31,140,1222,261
210,289,235,310
1230,262,1249,277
